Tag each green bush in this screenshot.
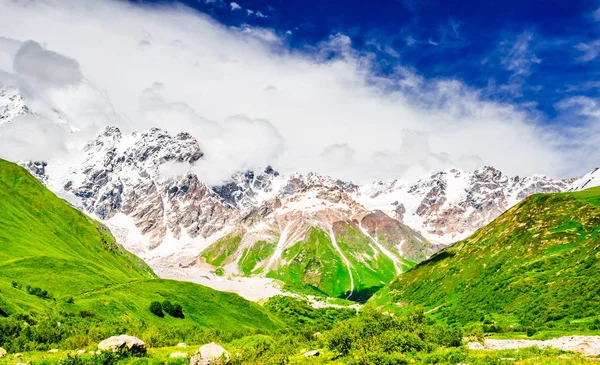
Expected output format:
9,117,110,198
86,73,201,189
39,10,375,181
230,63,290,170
162,300,184,318
149,301,164,318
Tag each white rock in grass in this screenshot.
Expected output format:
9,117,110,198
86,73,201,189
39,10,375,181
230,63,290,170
190,343,229,365
98,335,146,354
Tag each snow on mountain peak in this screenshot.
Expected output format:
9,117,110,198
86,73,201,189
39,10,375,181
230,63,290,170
569,168,600,191
353,166,571,244
0,86,30,126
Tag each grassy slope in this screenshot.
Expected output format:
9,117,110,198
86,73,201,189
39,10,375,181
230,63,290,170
265,226,401,301
334,223,397,301
267,227,353,298
371,187,600,328
0,159,281,331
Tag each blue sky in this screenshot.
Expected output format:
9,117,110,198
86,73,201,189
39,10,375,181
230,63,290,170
135,0,600,122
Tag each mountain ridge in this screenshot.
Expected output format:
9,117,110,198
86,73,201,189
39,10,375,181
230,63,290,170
13,124,578,300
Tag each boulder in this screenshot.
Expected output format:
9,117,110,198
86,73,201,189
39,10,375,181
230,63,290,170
177,343,188,348
48,349,59,353
0,348,6,358
98,335,146,354
302,350,320,357
190,343,229,365
170,352,188,358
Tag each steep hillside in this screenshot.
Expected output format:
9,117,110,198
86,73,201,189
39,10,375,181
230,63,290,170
0,159,281,332
371,187,600,328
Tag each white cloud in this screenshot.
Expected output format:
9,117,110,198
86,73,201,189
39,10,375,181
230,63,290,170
575,40,600,62
0,113,69,161
14,41,82,87
255,11,267,18
0,0,587,182
230,2,241,11
500,31,540,76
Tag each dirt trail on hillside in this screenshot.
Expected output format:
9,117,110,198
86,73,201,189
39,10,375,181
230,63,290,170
468,336,600,356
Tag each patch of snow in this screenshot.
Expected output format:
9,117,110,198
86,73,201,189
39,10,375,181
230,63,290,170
569,168,600,191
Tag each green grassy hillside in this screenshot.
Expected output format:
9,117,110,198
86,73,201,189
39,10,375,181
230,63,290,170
0,159,281,351
371,187,600,330
266,226,405,301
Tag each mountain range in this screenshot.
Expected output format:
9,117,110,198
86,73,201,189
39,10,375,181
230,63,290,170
0,84,592,301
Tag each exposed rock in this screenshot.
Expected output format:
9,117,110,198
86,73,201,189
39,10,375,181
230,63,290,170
302,350,320,357
177,343,188,348
77,350,85,354
0,348,6,357
170,352,188,358
48,349,58,353
190,343,229,365
14,353,23,357
466,342,484,350
475,336,600,356
97,335,146,354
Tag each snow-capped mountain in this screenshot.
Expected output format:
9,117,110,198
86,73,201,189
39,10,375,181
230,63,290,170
353,168,572,244
14,123,574,299
2,83,574,298
42,126,239,254
204,171,436,300
0,86,30,126
568,168,600,192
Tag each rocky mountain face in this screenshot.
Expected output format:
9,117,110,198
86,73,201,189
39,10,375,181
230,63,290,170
353,168,573,244
204,172,434,300
46,126,239,252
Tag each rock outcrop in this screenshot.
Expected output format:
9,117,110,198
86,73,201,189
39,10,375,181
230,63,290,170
98,335,146,354
190,343,229,365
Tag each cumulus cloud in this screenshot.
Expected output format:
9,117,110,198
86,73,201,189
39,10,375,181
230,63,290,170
0,114,69,161
14,41,82,87
230,2,241,11
0,0,588,182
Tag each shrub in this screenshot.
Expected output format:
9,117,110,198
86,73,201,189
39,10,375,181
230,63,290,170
162,300,184,318
149,301,164,317
325,323,353,356
351,352,409,365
